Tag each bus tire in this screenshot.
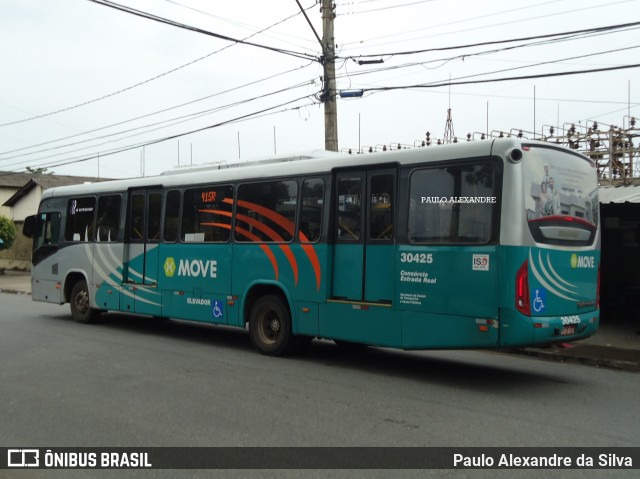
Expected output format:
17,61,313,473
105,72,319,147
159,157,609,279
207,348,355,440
70,279,99,324
249,295,294,356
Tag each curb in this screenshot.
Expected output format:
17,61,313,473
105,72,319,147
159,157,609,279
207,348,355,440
518,347,640,372
0,288,31,296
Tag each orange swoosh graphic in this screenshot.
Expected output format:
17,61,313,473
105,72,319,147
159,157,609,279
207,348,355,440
212,223,279,280
234,213,298,285
218,199,322,290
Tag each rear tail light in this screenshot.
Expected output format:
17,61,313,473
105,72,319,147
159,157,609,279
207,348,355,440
516,260,531,316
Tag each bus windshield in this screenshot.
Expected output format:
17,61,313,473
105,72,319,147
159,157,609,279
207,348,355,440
523,144,599,246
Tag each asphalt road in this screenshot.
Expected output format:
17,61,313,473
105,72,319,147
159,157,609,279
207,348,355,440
1,293,638,479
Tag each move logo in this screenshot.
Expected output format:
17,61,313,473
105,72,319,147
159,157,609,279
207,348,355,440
164,257,218,278
163,257,177,277
570,253,595,269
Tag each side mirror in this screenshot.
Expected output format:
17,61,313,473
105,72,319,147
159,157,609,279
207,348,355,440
23,215,35,238
0,238,4,250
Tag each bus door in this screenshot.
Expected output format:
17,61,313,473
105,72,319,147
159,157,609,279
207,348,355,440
124,188,162,315
332,167,396,303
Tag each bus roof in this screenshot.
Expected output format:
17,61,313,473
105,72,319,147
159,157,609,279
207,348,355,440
39,138,572,200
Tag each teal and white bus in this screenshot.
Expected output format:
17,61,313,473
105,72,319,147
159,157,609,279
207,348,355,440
24,139,600,355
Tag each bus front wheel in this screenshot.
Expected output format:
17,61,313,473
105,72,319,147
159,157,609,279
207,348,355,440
249,295,293,356
70,279,99,324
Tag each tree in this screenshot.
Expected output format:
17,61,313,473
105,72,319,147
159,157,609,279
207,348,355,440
26,166,52,174
0,215,16,250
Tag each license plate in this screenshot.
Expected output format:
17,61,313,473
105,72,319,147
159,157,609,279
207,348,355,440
560,325,576,336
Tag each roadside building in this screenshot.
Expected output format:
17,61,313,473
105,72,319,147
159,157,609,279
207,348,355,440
599,181,640,324
1,172,104,270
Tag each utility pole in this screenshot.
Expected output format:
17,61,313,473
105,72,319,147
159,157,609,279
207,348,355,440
321,0,338,151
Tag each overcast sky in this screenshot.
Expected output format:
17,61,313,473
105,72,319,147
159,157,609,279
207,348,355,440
1,0,638,179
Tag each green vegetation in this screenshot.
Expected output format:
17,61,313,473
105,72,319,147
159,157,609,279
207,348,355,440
0,215,16,250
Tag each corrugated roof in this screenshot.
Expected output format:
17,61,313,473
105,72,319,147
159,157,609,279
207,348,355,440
0,171,102,188
599,184,640,204
0,171,37,188
32,175,102,189
2,173,108,207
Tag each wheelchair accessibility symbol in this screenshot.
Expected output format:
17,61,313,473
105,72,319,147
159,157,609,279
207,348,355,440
532,288,546,313
212,301,223,319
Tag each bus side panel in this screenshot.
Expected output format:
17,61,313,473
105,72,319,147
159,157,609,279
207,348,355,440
395,245,500,348
92,242,124,311
135,245,162,317
157,243,233,324
231,241,329,331
34,243,94,305
31,254,64,304
319,302,400,347
123,244,161,317
401,311,499,349
294,243,330,336
295,301,319,336
332,243,364,299
364,244,395,302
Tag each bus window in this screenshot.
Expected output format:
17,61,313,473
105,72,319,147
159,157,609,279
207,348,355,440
369,174,394,241
130,193,145,241
408,162,498,244
524,145,598,246
31,211,62,266
164,190,181,242
299,178,324,243
235,180,297,243
182,185,233,242
148,193,162,242
337,177,362,241
65,197,96,242
96,195,121,242
35,212,61,249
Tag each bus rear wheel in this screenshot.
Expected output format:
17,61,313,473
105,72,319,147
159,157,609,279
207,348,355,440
249,295,294,356
70,279,99,324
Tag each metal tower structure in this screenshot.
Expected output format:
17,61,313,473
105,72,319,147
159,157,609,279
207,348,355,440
443,108,456,144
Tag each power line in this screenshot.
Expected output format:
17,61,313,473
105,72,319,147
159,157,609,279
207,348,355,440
2,79,318,166
347,20,640,60
4,95,317,174
364,63,640,92
337,0,566,48
435,44,640,86
0,5,314,128
160,0,321,53
295,0,323,47
339,0,635,52
0,62,316,158
338,0,437,15
338,32,640,88
87,0,318,61
407,88,640,106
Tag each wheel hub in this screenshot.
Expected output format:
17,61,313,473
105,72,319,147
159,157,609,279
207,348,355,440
76,291,89,314
269,317,280,334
